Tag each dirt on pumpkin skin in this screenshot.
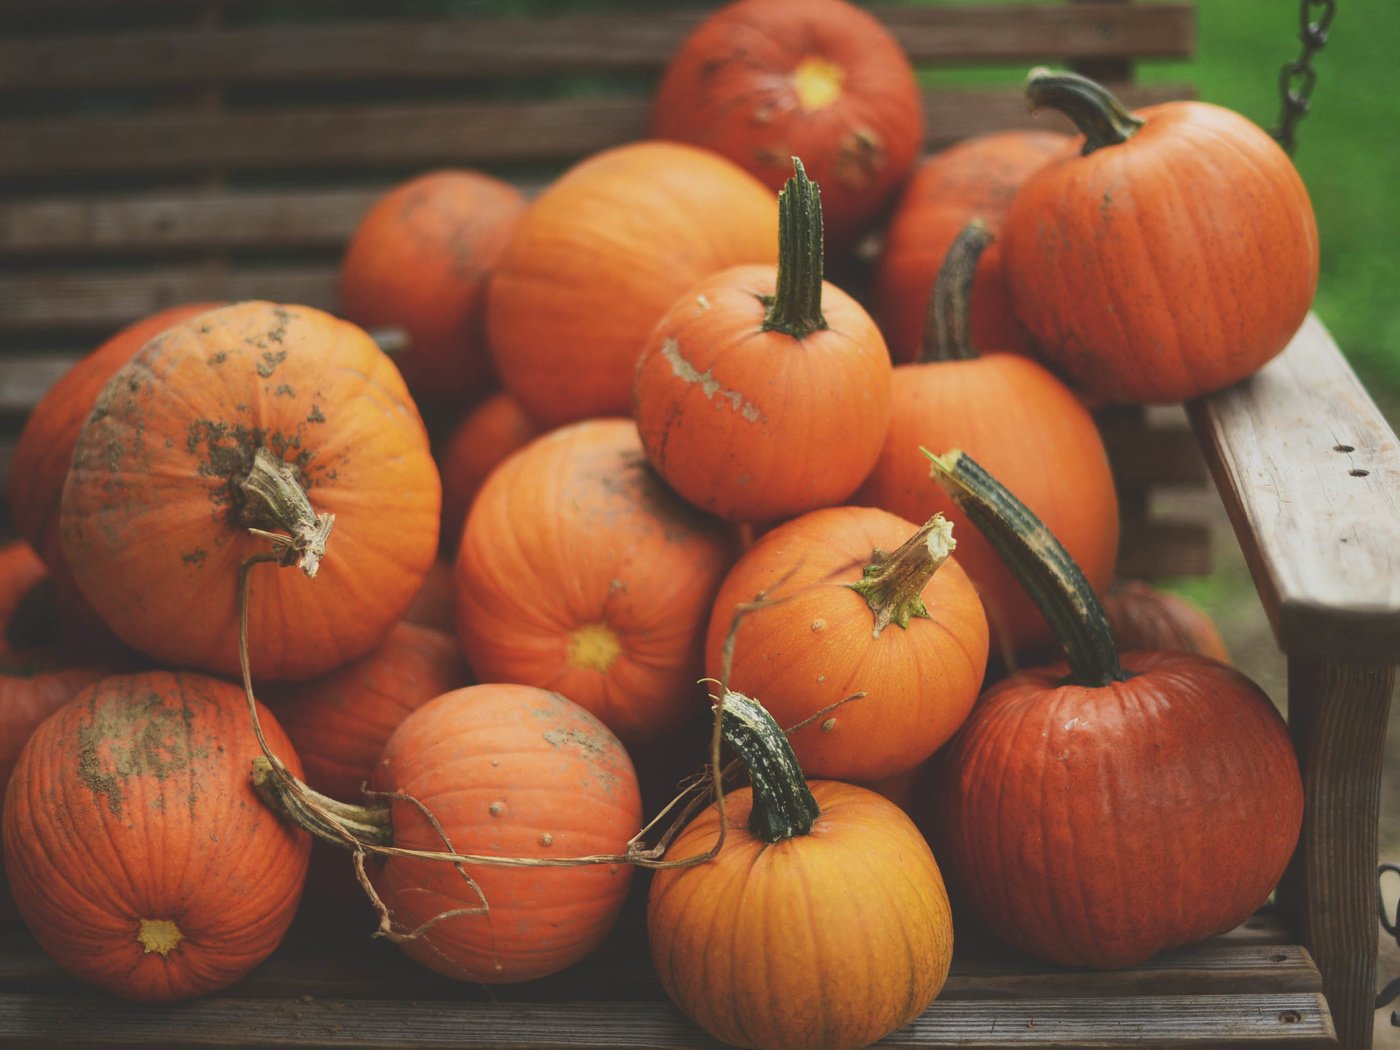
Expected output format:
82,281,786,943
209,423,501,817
76,686,207,820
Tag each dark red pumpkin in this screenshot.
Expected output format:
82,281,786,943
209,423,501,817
650,0,924,258
926,449,1302,968
1102,579,1229,662
1000,69,1319,403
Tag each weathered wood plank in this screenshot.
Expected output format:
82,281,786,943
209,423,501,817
1102,420,1209,487
0,84,1193,178
1115,519,1212,580
0,5,1194,92
1185,314,1400,662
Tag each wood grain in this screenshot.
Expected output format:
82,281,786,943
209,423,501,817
1116,519,1212,580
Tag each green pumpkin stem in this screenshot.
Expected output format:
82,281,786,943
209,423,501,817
236,447,335,577
762,157,828,340
846,514,956,638
1025,66,1144,157
923,448,1129,687
920,220,992,364
718,690,820,843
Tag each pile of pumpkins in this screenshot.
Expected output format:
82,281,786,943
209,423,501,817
0,0,1320,1047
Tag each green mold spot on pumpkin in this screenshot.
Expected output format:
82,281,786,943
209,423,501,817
181,548,206,565
275,384,296,398
76,690,207,819
256,350,288,378
307,404,326,424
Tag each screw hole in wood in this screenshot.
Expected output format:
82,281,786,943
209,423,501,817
1349,468,1369,477
1334,444,1355,452
1278,1010,1302,1024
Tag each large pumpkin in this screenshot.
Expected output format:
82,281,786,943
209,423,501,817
649,0,924,258
925,449,1302,968
3,671,310,1001
59,301,441,681
1000,69,1318,403
487,141,778,427
456,418,738,745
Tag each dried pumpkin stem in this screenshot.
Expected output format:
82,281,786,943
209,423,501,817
762,157,828,340
923,448,1130,687
846,514,956,639
1026,66,1144,157
920,220,992,364
718,690,820,843
237,447,334,577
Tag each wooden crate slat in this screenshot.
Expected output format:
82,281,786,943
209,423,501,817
0,84,1193,179
0,189,379,256
1102,419,1209,488
1115,518,1211,580
1186,313,1400,662
0,5,1193,92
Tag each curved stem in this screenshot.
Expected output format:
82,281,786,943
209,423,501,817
762,157,828,340
920,220,992,364
237,448,334,577
923,448,1129,687
719,690,820,843
846,514,956,638
1025,66,1144,157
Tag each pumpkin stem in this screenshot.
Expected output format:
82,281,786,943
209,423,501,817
762,157,828,341
846,514,956,638
920,220,992,364
1025,66,1144,157
236,447,335,578
252,756,394,848
923,448,1130,687
718,689,820,843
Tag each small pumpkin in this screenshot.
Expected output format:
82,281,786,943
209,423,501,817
456,418,737,745
649,0,924,258
633,159,893,523
873,129,1066,363
3,670,310,1000
649,690,954,1050
436,390,541,556
1000,68,1319,403
703,505,987,783
925,448,1302,968
488,140,778,427
59,301,441,681
1102,579,1229,662
340,170,526,415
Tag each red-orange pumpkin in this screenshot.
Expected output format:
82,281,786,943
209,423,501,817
487,141,778,427
3,671,310,1000
339,170,526,414
436,390,541,555
634,160,892,523
1102,579,1230,662
649,0,924,258
856,223,1118,661
456,418,737,745
873,130,1066,363
926,450,1302,968
402,557,457,634
704,505,987,783
60,301,441,681
1000,69,1319,403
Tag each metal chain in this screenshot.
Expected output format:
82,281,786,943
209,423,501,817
1272,0,1337,155
1377,864,1400,1025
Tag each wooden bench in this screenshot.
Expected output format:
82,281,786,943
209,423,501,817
0,2,1394,1048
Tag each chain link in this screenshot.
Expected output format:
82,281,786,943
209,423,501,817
1272,0,1337,155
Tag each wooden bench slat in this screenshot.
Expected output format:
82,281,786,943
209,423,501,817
1116,519,1212,580
0,5,1194,92
0,84,1193,179
1186,314,1400,662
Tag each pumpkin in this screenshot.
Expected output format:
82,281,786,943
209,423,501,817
59,301,441,681
873,130,1066,363
925,449,1303,968
634,159,893,524
1000,68,1319,403
339,170,527,414
649,690,954,1050
257,683,642,984
487,140,778,427
402,557,457,634
0,541,49,652
8,303,222,595
437,390,541,556
649,0,923,259
1102,579,1229,662
704,505,987,783
855,222,1118,661
3,670,310,1000
456,418,737,745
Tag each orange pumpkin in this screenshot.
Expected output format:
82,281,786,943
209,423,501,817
1001,69,1319,403
436,390,541,555
456,418,737,745
339,170,526,414
704,505,987,783
60,301,440,681
873,130,1066,363
634,160,893,523
3,671,309,1000
1102,579,1230,662
487,141,778,427
650,0,924,258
